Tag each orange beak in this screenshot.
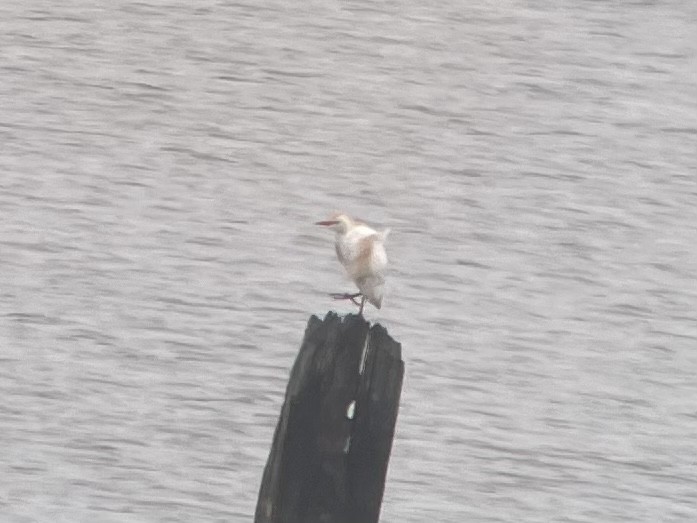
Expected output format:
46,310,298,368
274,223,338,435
315,220,339,226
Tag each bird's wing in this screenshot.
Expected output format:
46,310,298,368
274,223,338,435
336,225,374,266
349,234,387,280
355,235,388,308
336,224,388,279
369,238,388,274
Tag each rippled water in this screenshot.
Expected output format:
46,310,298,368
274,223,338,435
2,1,697,522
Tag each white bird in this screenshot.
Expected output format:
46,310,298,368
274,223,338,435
316,212,390,315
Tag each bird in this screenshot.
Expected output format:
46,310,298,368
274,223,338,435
316,212,389,315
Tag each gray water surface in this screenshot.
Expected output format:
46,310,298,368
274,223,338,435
2,1,697,522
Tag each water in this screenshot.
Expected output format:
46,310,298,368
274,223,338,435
1,1,696,521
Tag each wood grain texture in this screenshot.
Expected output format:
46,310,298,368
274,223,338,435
255,312,404,523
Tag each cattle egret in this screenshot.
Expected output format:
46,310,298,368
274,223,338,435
316,212,389,315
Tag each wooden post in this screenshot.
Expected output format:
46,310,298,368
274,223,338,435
255,312,404,523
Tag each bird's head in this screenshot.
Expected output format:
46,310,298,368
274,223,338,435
315,212,354,234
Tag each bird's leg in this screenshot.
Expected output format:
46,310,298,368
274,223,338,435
358,295,366,315
329,292,362,302
350,296,362,307
329,292,364,308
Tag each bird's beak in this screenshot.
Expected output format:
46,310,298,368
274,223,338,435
315,220,339,226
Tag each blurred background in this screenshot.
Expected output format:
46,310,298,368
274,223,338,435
1,1,696,521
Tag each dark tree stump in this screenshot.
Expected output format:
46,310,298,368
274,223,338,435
255,312,404,523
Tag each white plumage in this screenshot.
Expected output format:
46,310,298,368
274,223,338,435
316,213,389,313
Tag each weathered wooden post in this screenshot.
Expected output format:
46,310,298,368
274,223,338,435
255,312,404,523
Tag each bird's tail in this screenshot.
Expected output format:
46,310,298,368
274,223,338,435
378,228,391,242
358,275,385,309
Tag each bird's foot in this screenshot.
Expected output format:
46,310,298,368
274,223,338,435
329,292,363,307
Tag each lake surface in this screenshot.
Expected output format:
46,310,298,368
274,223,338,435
1,1,696,521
